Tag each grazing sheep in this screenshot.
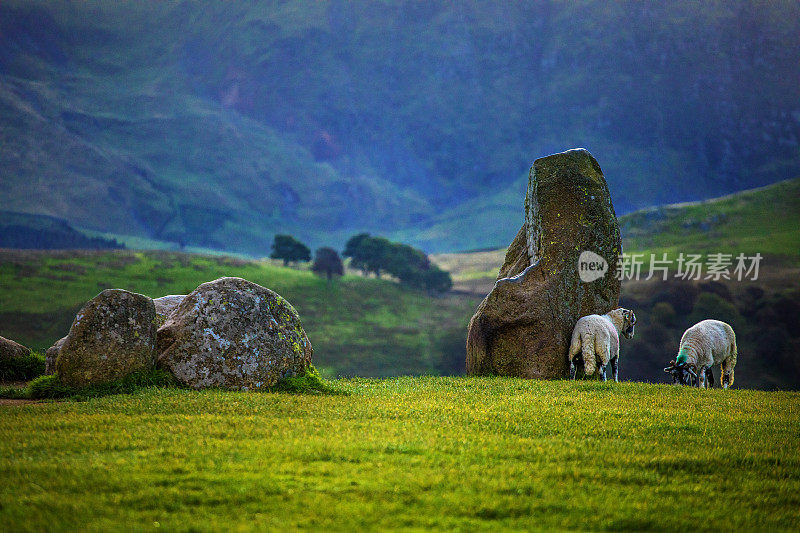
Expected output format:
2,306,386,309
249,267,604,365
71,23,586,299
664,319,737,388
568,308,636,381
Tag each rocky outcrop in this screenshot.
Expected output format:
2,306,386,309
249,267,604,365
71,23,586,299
466,148,622,379
157,277,312,390
54,289,157,387
0,335,31,363
153,294,185,325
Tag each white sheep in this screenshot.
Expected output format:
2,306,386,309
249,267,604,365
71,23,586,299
664,319,737,388
568,308,636,381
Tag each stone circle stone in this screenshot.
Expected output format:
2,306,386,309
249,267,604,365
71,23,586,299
55,289,157,387
467,148,621,379
157,277,312,390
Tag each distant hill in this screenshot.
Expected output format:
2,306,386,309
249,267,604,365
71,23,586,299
0,211,123,250
1,1,798,254
433,177,800,287
620,177,800,261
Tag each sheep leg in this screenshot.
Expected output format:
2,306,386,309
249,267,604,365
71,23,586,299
569,360,576,380
705,368,715,388
722,357,735,389
697,366,708,389
610,356,619,382
599,364,607,382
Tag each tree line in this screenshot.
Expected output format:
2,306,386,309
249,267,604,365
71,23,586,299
270,233,452,294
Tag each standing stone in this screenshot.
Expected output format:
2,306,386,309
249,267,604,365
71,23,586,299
55,290,157,387
467,148,621,379
157,277,312,390
153,295,186,325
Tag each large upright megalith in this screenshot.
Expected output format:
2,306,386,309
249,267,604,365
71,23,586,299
466,148,621,379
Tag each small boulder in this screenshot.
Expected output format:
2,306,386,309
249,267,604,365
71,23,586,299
0,335,32,363
55,289,157,387
157,277,312,390
45,336,66,375
153,295,186,325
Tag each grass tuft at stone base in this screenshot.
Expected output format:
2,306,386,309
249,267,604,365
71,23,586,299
270,365,346,395
0,364,343,400
0,368,179,401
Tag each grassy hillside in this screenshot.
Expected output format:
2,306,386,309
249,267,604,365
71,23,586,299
434,177,800,285
0,250,478,378
620,177,800,261
1,378,799,531
0,211,123,250
1,1,798,253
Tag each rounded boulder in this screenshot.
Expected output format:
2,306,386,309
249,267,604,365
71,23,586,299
55,289,157,387
156,277,312,390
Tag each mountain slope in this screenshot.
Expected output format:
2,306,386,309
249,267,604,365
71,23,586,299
619,177,800,260
1,1,799,254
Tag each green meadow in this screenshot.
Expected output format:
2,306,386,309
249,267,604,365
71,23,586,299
0,250,477,377
2,378,799,531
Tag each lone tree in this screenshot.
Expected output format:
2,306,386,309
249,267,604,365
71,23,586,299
270,234,311,266
312,247,344,281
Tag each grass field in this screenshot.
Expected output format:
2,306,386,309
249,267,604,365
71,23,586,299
1,377,799,531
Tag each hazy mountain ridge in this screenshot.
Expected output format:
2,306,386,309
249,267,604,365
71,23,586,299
1,0,798,253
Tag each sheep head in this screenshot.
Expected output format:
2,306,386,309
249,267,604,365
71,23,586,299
663,359,697,386
621,309,636,339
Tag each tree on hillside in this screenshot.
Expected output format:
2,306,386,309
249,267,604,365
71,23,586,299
343,233,393,278
343,233,372,275
384,243,429,278
312,247,344,281
270,234,311,266
342,233,452,294
421,267,453,294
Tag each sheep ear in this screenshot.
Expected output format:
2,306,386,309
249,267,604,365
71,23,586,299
663,367,673,373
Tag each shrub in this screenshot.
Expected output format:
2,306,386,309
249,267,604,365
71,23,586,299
651,302,677,327
0,351,46,382
1,368,180,400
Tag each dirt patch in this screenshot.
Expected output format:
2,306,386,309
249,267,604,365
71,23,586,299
0,398,41,406
0,381,28,388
